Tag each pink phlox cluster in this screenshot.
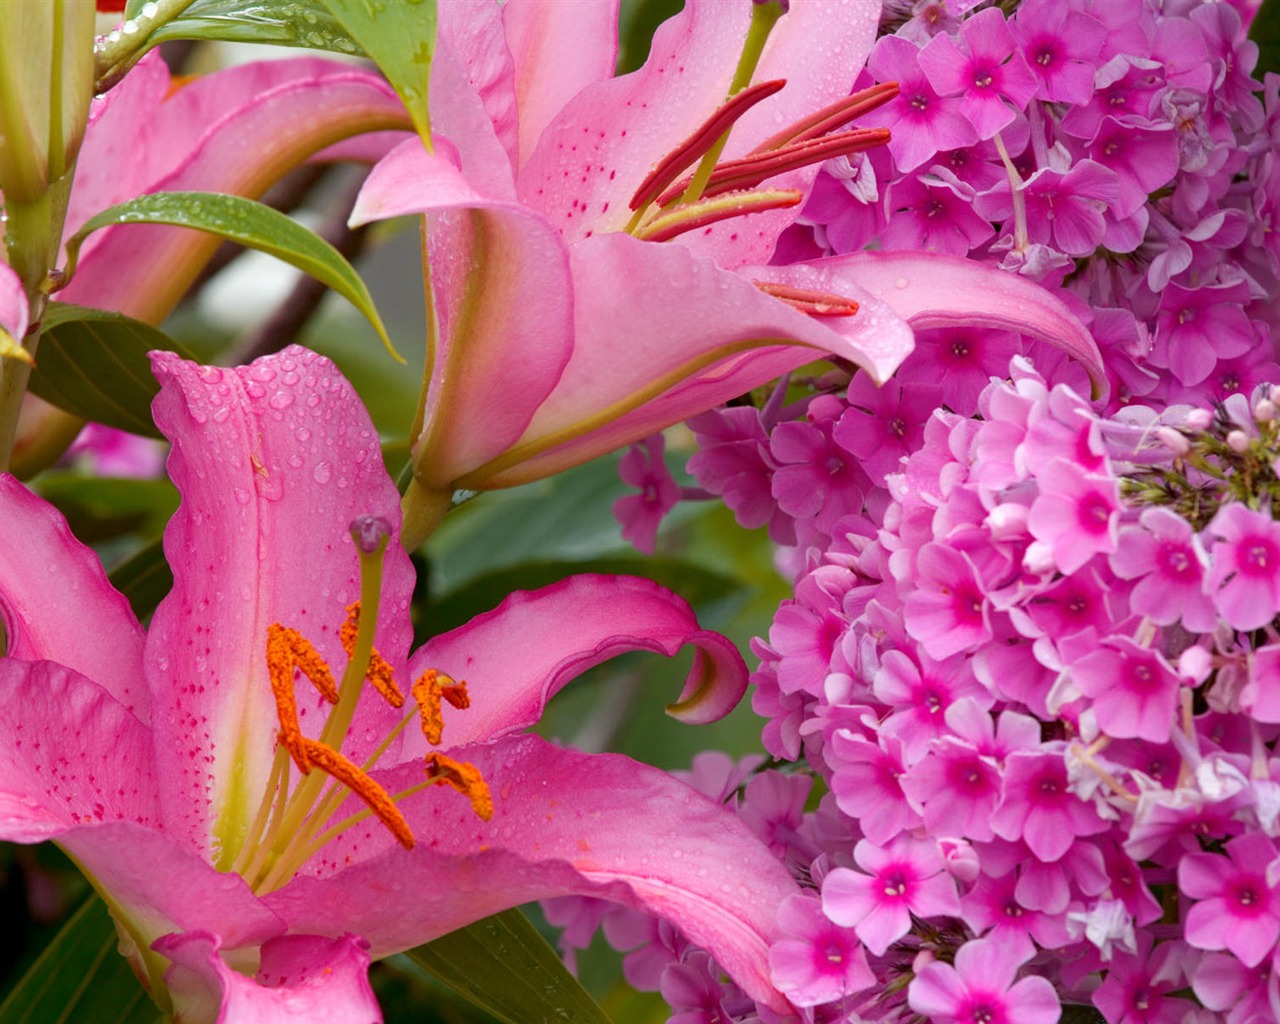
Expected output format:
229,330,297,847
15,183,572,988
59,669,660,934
613,433,682,555
795,0,1278,411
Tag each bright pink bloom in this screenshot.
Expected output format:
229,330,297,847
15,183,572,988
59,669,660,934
1026,458,1121,574
991,748,1110,861
903,543,993,660
0,348,802,1018
1091,933,1196,1024
1110,507,1216,632
1072,637,1181,743
907,937,1061,1024
1179,834,1280,968
1205,503,1280,631
614,433,680,554
822,835,961,955
768,894,874,1007
1010,0,1106,105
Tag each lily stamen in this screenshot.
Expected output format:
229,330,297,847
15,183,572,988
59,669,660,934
425,753,494,821
636,189,803,243
748,81,899,153
752,280,860,317
413,668,469,746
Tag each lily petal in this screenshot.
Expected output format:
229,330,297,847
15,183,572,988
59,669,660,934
807,250,1109,399
458,232,914,488
60,60,412,324
267,734,799,1013
404,574,747,753
351,141,575,489
157,931,379,1024
0,257,28,341
502,0,619,168
0,476,148,717
146,347,415,860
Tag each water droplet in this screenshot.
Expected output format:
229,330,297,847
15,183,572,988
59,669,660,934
269,392,295,410
233,487,250,505
312,462,333,484
212,407,230,423
894,277,909,289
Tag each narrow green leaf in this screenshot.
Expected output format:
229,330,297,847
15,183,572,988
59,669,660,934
63,192,401,362
29,303,194,438
108,538,173,622
0,894,159,1024
404,908,614,1024
318,0,436,145
36,474,179,545
1252,0,1280,77
124,0,364,55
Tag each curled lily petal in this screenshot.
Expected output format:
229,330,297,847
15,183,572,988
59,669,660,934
405,574,747,753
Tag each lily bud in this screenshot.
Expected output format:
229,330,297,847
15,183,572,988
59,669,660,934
0,0,96,202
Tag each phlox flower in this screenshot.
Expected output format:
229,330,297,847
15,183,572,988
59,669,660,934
767,894,874,1007
1010,0,1107,105
873,649,990,761
1205,503,1280,631
991,747,1111,861
1026,458,1121,575
1110,507,1216,632
613,433,680,554
1179,834,1280,968
907,937,1061,1024
821,835,961,955
771,394,870,535
1071,638,1181,743
0,348,802,1020
1092,933,1196,1024
880,168,995,257
827,731,922,845
957,869,1072,963
835,374,943,487
917,7,1038,140
902,542,993,660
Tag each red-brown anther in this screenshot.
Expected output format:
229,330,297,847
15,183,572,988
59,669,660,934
299,738,415,849
752,280,860,317
749,81,899,153
441,678,470,711
340,602,404,708
425,753,494,822
637,188,803,243
628,78,787,211
655,127,891,206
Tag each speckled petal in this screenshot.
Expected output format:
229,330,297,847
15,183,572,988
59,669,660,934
146,347,415,862
265,734,800,1013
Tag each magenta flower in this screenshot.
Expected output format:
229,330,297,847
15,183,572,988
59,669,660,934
1205,503,1280,631
0,348,804,1019
1179,834,1280,967
614,433,680,554
1010,0,1107,105
354,1,1104,503
907,937,1061,1024
1071,638,1181,743
991,748,1110,861
1110,507,1216,632
918,7,1039,139
767,894,874,1007
903,542,993,660
822,835,961,955
1026,458,1121,574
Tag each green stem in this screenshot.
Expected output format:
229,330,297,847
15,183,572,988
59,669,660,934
93,0,198,94
400,477,452,550
679,0,786,205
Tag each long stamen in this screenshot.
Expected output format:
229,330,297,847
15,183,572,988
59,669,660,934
749,82,899,153
753,280,860,317
266,624,340,772
680,0,789,205
412,669,469,746
340,603,405,708
425,753,494,821
655,128,890,207
636,188,803,243
629,78,787,213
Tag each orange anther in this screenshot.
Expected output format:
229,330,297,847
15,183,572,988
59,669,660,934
267,623,342,772
299,737,415,849
340,603,405,708
425,753,494,822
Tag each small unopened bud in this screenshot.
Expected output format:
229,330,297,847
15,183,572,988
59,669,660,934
1227,429,1250,453
1185,409,1214,431
986,502,1029,540
1179,645,1213,685
350,515,392,554
1156,426,1191,457
1256,399,1277,423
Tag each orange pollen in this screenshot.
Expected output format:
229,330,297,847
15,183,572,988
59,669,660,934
411,670,470,746
340,603,404,708
752,280,860,317
266,623,342,772
425,753,494,822
299,737,414,849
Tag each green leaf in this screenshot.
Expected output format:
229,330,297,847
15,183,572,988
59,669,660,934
36,474,178,545
318,0,436,144
124,0,364,56
63,192,401,362
404,909,613,1024
0,895,159,1024
1252,0,1280,77
108,539,173,622
30,303,194,438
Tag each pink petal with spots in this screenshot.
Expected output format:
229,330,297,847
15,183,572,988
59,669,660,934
266,734,800,1013
146,347,415,860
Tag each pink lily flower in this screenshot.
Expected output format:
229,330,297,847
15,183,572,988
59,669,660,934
0,346,801,1020
351,0,1105,505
